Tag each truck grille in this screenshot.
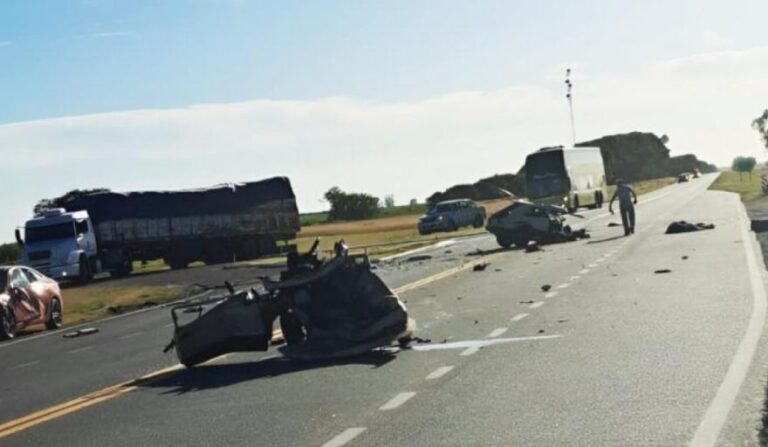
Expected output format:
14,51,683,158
28,250,51,261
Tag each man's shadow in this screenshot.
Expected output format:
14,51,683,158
585,235,626,245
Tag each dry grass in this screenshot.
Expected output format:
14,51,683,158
709,169,767,202
63,285,183,325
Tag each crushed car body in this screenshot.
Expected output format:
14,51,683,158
486,199,588,248
165,240,411,367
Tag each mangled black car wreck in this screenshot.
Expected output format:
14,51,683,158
485,200,589,249
164,240,411,367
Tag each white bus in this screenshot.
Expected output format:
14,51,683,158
524,146,607,212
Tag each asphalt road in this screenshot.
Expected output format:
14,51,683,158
3,174,767,446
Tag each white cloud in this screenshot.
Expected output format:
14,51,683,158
702,30,732,48
1,46,767,235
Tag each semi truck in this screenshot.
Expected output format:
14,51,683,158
15,177,300,283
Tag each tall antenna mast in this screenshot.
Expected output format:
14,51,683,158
565,68,576,146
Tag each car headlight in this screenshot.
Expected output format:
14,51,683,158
436,216,443,221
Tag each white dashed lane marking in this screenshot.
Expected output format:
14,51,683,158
67,346,94,354
544,291,558,299
460,346,480,356
379,392,417,411
119,332,144,340
511,313,528,322
569,275,580,281
556,283,571,289
588,263,598,268
426,366,455,380
321,428,367,447
10,360,40,370
487,328,508,338
529,302,544,309
579,269,590,275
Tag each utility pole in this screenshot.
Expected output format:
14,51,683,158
565,68,576,146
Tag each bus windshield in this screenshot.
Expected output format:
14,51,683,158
526,150,569,199
25,222,75,244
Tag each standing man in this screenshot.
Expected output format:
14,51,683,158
609,179,638,236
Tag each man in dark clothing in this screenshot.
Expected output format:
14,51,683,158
608,179,638,236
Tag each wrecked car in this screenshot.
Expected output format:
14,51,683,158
485,200,587,248
165,240,411,367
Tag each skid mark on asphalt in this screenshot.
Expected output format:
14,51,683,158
426,366,455,380
379,392,417,411
321,427,367,447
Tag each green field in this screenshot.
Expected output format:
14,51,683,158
709,170,766,202
300,203,428,227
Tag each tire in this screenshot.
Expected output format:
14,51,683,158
0,308,16,340
473,215,484,228
569,195,580,213
496,237,513,249
45,298,63,330
166,257,189,270
595,191,603,208
279,311,306,345
512,225,533,248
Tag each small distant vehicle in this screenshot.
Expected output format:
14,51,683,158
418,199,486,235
678,173,690,183
692,169,701,178
485,200,587,248
0,266,63,339
525,146,607,212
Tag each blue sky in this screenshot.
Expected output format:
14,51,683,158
1,0,768,241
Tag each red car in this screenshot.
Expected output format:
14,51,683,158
0,266,63,339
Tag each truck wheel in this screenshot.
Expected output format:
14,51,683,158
473,215,484,228
45,298,63,330
0,308,16,340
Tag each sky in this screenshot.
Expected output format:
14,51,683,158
1,0,768,241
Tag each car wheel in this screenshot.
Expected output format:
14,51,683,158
473,215,484,228
279,310,306,345
45,298,63,330
448,220,458,231
496,237,512,249
1,308,16,340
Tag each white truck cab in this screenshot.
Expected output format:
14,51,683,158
16,209,98,282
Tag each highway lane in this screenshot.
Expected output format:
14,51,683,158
6,175,758,446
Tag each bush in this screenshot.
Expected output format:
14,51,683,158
0,243,20,264
324,187,380,221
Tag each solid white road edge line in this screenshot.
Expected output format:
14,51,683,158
689,202,768,447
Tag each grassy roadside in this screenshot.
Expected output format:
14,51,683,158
62,285,183,326
709,169,766,202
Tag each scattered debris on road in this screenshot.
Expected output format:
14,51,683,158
405,255,433,263
473,262,489,272
538,329,545,334
557,319,569,323
654,269,672,274
519,300,534,304
525,241,541,253
682,256,689,260
63,327,100,339
665,221,715,234
494,268,502,272
541,284,552,292
607,222,621,227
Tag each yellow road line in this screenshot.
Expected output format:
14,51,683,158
0,253,499,440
